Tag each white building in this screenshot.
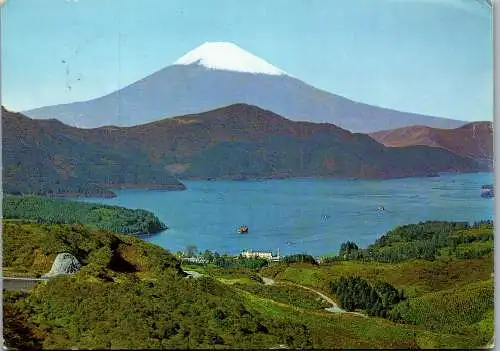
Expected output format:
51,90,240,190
181,257,208,264
241,249,280,261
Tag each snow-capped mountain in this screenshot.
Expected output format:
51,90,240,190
23,41,465,132
174,42,287,76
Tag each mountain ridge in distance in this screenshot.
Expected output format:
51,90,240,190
23,41,465,133
3,103,487,197
370,122,493,170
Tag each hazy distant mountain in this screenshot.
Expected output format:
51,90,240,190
3,104,483,197
23,42,465,133
370,122,493,169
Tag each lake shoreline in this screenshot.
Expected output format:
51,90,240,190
79,172,494,257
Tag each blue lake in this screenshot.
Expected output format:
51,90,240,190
82,172,494,257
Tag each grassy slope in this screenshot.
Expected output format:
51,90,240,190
240,285,475,349
184,257,493,349
3,223,312,349
182,264,475,349
2,221,180,277
234,283,331,310
263,254,493,297
258,248,493,348
3,220,494,349
394,279,493,337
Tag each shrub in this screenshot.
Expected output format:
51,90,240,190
329,276,406,317
281,254,317,265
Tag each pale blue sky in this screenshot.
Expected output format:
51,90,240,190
1,0,493,121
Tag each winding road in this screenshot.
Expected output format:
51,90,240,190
2,277,48,292
260,275,366,317
279,280,367,317
184,270,204,279
183,269,366,317
484,336,494,349
4,269,490,348
262,277,275,286
4,270,364,319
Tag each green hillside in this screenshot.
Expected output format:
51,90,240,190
2,222,316,349
3,218,494,349
393,279,493,336
3,195,167,235
2,221,178,278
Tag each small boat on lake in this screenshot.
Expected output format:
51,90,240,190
481,185,494,198
238,225,249,234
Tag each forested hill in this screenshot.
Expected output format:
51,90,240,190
330,220,494,263
3,195,167,235
2,107,186,198
3,104,485,198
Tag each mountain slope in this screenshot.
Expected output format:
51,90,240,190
123,104,481,179
2,107,186,197
370,122,493,169
23,42,465,132
3,104,484,197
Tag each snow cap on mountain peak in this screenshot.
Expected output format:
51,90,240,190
174,41,288,76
